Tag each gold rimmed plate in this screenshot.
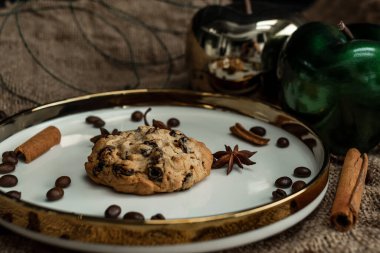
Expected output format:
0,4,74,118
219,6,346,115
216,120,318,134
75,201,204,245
0,90,329,253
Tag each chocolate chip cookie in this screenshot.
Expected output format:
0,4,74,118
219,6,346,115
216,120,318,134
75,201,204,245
85,126,212,195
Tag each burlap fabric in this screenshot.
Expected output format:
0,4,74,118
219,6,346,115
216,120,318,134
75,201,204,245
0,1,379,252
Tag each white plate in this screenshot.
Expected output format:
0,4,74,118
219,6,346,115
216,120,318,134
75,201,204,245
0,90,329,253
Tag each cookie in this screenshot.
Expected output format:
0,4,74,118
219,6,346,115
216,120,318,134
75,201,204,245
85,126,213,195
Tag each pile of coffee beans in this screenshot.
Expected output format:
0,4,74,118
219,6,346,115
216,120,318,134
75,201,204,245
104,204,165,221
0,151,18,174
0,151,20,199
46,176,71,201
272,166,312,201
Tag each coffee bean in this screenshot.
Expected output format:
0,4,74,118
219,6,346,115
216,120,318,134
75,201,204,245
292,180,306,193
0,110,7,120
93,119,105,128
46,187,64,201
131,111,143,122
0,175,18,187
86,116,105,128
0,163,15,174
151,213,165,220
2,151,18,165
365,169,373,185
276,137,289,148
2,151,17,159
55,176,71,188
249,126,266,136
123,211,145,221
272,189,287,200
85,115,101,124
2,155,18,165
275,176,292,188
105,205,121,218
6,190,21,200
294,166,311,178
167,118,180,128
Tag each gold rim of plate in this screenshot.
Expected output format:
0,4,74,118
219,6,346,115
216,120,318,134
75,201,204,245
0,89,330,246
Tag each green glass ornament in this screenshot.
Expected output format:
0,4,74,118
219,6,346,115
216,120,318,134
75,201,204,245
278,22,380,155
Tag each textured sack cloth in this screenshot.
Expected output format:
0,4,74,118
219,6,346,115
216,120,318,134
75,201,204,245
0,1,379,253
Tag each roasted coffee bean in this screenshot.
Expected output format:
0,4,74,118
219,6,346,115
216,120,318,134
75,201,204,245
275,176,292,188
365,169,374,185
294,166,311,178
0,163,16,174
2,151,18,165
123,211,145,221
249,126,266,136
55,176,71,188
105,205,122,218
85,115,101,124
0,175,18,187
167,118,180,128
2,155,18,165
0,110,7,120
46,187,64,201
93,118,105,128
86,115,105,128
2,151,17,159
131,111,143,122
292,180,306,193
272,189,287,200
6,190,21,200
151,213,165,220
276,137,289,148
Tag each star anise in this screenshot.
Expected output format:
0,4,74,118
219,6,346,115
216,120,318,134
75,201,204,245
212,145,256,175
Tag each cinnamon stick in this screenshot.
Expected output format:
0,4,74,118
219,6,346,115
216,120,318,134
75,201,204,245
15,126,61,163
230,123,270,146
330,148,368,232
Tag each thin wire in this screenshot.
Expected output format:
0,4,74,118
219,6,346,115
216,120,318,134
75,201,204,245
97,0,174,85
69,2,140,88
15,1,89,93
